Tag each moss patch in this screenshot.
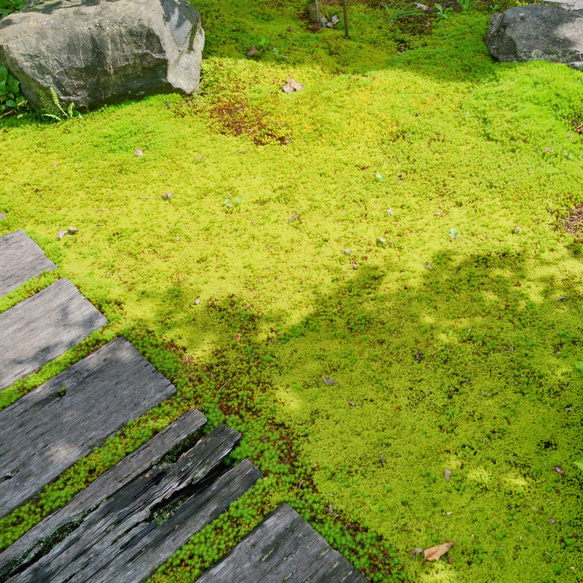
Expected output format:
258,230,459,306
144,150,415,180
0,2,582,582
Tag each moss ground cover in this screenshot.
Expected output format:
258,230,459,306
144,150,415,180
1,1,583,581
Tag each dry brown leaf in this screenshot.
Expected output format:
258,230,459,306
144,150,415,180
553,465,565,475
282,78,303,93
68,227,79,234
322,376,340,386
410,548,424,559
246,45,259,58
57,229,67,240
134,148,143,156
424,541,456,562
444,468,452,482
236,333,242,342
162,192,174,200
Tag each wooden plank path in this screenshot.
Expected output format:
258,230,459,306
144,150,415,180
0,407,206,577
2,424,262,583
197,504,367,583
0,337,177,520
0,278,107,390
0,230,57,298
0,227,368,583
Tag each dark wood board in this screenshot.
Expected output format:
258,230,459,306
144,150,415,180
0,230,57,298
6,426,262,583
0,408,206,578
0,337,176,520
0,278,107,391
196,504,368,583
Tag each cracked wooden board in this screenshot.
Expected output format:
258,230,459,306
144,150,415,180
0,337,177,520
0,407,207,577
0,278,107,391
4,425,262,583
0,230,57,298
196,504,368,583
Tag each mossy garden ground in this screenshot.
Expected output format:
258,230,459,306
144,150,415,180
1,0,583,581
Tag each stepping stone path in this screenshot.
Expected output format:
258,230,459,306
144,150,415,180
0,223,368,582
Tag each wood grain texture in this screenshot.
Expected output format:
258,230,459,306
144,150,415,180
0,337,176,520
0,278,107,390
0,408,207,579
6,426,262,583
196,504,368,583
0,230,57,298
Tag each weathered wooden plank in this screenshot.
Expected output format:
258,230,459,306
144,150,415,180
0,337,176,520
0,278,107,391
196,504,368,583
6,427,262,583
0,230,57,298
0,407,207,578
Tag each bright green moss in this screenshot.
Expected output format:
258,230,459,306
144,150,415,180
0,2,582,581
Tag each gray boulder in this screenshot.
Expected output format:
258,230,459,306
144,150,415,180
0,0,205,111
486,4,583,72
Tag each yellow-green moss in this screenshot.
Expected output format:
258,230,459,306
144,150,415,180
0,5,582,582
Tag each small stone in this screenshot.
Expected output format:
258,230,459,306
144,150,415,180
134,148,143,156
434,211,442,216
548,519,556,524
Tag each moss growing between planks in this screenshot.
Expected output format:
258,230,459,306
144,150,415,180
0,3,582,582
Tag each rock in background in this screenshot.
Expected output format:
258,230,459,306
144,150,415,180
0,0,205,110
486,4,583,72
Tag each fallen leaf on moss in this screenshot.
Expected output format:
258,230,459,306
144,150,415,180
134,148,143,156
162,192,174,200
410,548,423,558
57,229,67,240
246,45,259,58
323,376,340,386
445,468,451,482
282,78,303,93
424,541,456,561
553,465,565,475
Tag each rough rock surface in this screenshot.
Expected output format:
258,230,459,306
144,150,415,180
486,4,583,71
0,0,204,110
